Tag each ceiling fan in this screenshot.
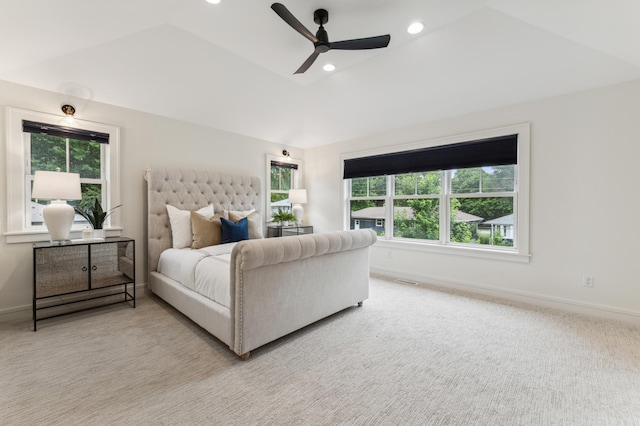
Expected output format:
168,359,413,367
271,3,391,74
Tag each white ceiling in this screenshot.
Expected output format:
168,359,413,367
1,0,639,148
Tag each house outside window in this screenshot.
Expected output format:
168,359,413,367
5,108,121,243
343,124,530,261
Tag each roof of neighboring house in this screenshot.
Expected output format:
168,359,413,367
271,198,290,207
351,206,414,220
351,207,482,223
455,211,484,223
483,214,514,225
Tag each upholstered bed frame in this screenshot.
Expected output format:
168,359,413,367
145,167,377,359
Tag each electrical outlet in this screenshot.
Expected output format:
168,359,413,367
582,275,594,287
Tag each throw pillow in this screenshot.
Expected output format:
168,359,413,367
166,204,214,249
191,211,228,249
227,209,264,239
220,217,249,244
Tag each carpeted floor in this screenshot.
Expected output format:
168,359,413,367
1,275,639,425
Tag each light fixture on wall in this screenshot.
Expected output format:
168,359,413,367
282,149,290,159
61,104,76,125
289,189,307,224
32,170,82,244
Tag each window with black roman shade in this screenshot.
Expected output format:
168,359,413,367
23,120,110,144
343,134,517,179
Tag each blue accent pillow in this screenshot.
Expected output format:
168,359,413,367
220,217,249,243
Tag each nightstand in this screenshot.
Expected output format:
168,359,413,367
266,224,313,238
32,237,135,330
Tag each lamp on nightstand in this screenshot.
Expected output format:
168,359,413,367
32,170,82,244
289,189,307,224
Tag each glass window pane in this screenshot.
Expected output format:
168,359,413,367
69,139,101,179
351,178,368,197
350,199,385,236
369,176,386,196
451,197,514,246
280,167,291,191
393,198,439,240
451,168,480,194
396,172,441,195
481,165,516,192
417,171,440,195
270,192,290,219
30,134,66,174
394,173,415,195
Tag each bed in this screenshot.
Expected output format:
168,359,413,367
145,167,377,359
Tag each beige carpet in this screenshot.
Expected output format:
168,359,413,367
1,276,639,425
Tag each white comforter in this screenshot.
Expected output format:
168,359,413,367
157,243,237,308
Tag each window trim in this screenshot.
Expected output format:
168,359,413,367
342,123,530,262
266,153,303,221
5,107,121,243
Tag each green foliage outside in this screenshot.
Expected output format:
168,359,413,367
271,165,291,192
30,134,104,223
350,167,515,246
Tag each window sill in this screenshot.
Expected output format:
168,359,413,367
375,238,531,263
4,228,123,244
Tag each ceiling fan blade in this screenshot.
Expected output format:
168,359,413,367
294,51,320,74
271,3,318,43
329,34,391,50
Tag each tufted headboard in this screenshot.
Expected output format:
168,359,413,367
145,167,261,273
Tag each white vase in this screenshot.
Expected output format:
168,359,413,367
93,229,106,240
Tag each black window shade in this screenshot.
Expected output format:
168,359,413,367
271,160,298,170
23,120,110,144
343,135,517,179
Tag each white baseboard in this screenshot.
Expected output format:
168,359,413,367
370,267,640,325
0,282,147,323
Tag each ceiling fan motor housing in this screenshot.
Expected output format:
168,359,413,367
314,9,328,25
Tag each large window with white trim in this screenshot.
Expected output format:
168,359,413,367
5,108,121,243
344,124,530,258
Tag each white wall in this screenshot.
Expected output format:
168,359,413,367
305,79,640,323
0,80,289,319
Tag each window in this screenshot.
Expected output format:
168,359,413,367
343,124,530,261
6,108,121,243
266,154,302,220
25,121,109,228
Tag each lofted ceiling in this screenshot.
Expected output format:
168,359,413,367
1,0,639,148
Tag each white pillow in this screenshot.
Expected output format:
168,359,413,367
227,209,263,239
166,204,214,248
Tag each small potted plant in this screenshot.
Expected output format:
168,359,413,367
272,209,297,226
75,198,121,239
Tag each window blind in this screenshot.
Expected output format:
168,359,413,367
343,134,517,179
23,120,110,144
271,160,298,170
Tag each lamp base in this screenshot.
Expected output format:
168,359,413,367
42,200,76,243
292,204,304,224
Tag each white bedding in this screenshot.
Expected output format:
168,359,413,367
157,243,237,308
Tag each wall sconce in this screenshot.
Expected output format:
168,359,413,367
32,170,82,244
61,104,76,125
282,149,290,158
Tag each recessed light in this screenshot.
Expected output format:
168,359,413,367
323,63,336,72
407,22,424,35
206,0,221,4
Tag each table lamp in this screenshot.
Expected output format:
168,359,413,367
289,189,307,224
32,170,82,244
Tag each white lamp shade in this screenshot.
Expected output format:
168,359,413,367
32,171,81,200
32,171,81,243
289,189,307,204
